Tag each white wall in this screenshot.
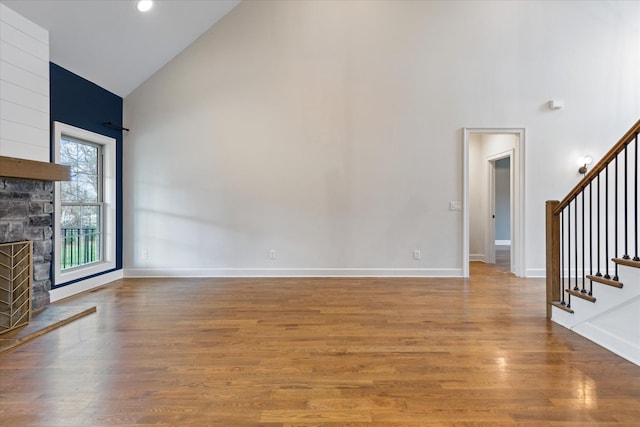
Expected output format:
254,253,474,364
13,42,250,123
0,3,49,162
123,0,640,277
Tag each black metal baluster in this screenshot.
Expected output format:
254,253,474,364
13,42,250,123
574,197,579,291
71,229,74,267
623,146,630,259
588,182,593,296
614,156,619,281
75,229,78,267
84,228,89,264
604,166,610,279
62,229,66,269
635,133,639,261
596,174,602,277
66,229,70,268
567,201,572,307
560,209,566,305
581,190,586,293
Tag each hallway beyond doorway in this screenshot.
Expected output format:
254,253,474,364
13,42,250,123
470,245,512,277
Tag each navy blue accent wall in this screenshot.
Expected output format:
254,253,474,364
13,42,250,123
49,63,123,287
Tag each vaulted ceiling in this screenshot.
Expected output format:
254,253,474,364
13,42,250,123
1,0,240,97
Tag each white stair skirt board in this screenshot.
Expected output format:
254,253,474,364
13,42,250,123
551,265,640,366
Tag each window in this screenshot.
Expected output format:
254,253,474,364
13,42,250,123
54,122,116,286
59,137,102,269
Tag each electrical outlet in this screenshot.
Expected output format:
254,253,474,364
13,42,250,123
269,249,277,260
141,249,148,260
449,201,462,211
413,250,421,260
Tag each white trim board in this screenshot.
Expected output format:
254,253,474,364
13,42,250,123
124,268,464,278
53,122,117,286
525,269,546,278
50,270,123,303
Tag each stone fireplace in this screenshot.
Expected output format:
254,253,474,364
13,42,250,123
0,156,70,313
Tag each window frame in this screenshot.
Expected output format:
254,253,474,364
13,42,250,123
59,136,103,271
54,122,117,286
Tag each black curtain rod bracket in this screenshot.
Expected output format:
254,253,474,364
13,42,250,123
103,121,130,132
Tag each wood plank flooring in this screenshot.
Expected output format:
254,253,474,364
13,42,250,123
1,264,639,425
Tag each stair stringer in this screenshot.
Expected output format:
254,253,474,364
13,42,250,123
552,265,640,366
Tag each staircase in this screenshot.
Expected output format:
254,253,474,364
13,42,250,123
546,120,640,366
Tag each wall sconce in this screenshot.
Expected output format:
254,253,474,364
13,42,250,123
578,155,593,175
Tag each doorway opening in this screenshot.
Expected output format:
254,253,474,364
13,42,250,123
462,128,525,278
489,154,512,269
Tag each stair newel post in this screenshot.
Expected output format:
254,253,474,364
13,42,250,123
546,200,561,319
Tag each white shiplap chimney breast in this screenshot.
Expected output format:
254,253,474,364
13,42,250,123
0,3,49,162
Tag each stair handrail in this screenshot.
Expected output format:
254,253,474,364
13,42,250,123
546,118,640,319
553,119,640,214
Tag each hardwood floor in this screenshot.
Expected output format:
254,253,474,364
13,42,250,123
1,266,639,425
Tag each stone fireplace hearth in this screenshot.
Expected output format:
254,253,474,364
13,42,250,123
0,156,70,313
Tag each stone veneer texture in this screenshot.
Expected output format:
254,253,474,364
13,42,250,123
0,178,54,311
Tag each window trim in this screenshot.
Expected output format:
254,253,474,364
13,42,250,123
54,122,117,286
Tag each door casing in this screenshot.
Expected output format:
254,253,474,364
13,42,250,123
463,128,525,277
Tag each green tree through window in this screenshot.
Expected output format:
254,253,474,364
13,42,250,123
59,137,103,269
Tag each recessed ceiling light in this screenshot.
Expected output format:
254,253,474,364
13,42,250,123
137,1,153,12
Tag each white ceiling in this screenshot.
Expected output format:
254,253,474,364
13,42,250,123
1,0,240,97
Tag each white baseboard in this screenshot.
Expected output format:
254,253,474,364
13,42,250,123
526,268,592,278
50,270,123,302
124,267,464,278
495,240,511,245
525,268,546,278
469,254,485,262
